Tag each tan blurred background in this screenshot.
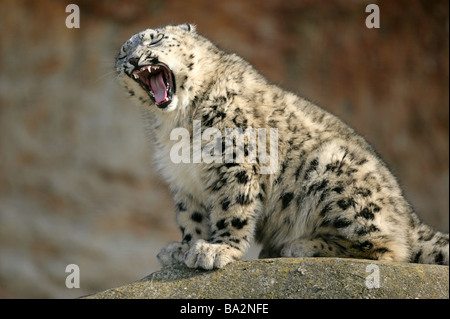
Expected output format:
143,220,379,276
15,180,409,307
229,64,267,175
0,0,448,298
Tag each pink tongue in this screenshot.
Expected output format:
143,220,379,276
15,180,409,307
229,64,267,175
150,73,167,104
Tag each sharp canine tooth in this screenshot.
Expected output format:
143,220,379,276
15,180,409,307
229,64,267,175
133,73,139,79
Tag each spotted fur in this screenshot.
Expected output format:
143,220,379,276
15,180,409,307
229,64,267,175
115,24,449,269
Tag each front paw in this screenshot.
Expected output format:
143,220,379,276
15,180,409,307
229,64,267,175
157,242,190,267
184,239,242,270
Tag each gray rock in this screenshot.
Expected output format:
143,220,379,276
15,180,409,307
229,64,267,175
84,257,449,299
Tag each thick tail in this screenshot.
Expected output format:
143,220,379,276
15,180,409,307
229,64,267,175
410,223,449,265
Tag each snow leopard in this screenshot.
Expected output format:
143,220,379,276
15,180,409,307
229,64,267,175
115,23,449,269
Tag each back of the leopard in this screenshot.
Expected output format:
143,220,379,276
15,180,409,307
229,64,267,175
255,89,449,266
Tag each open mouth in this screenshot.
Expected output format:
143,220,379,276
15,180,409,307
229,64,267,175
131,63,174,108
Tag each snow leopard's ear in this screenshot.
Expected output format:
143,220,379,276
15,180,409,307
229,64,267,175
179,23,196,33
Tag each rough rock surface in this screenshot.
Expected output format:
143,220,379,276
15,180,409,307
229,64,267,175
85,258,449,299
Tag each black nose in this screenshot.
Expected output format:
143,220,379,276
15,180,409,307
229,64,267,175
129,57,140,68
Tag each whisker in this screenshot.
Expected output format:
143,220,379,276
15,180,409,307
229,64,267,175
94,70,118,83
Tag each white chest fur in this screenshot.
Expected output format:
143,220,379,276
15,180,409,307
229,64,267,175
153,132,206,201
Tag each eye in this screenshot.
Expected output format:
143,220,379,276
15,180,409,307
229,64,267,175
151,33,164,46
124,40,133,52
117,45,128,60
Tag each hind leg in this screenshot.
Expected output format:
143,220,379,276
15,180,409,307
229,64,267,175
280,235,411,262
280,236,353,258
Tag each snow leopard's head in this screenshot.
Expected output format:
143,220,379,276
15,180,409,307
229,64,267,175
116,23,213,113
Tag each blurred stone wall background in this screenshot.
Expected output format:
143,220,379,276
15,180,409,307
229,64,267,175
0,0,448,298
